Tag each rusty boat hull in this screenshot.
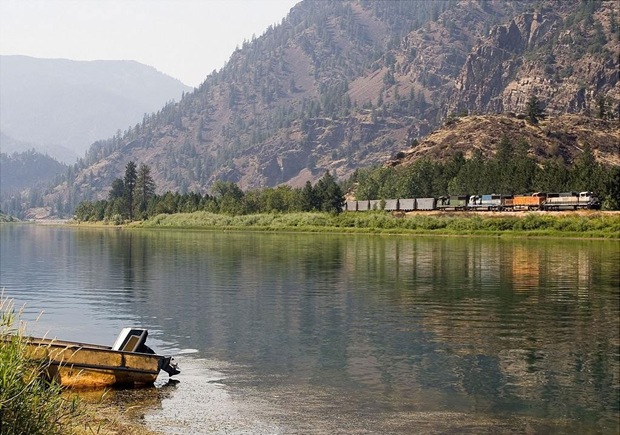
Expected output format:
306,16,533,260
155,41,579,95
22,336,175,388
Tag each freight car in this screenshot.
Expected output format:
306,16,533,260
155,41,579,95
345,191,600,213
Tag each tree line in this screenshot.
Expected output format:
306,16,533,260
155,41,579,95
74,165,345,223
347,136,620,209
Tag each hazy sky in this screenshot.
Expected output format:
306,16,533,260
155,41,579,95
0,0,299,87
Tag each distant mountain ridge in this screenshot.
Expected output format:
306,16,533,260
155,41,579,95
0,148,67,196
0,55,191,162
28,0,620,215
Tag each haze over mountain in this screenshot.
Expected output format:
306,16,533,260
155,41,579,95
12,0,620,217
0,147,67,198
0,55,192,163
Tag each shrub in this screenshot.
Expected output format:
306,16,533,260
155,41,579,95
0,295,82,434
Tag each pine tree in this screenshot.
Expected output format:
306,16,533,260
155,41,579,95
314,171,344,213
108,178,125,200
525,95,546,124
135,164,156,220
301,181,319,211
124,161,137,220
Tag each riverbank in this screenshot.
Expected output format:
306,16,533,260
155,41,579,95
73,390,162,435
132,210,620,239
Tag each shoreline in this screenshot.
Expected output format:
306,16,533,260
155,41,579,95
20,210,620,240
4,210,618,239
136,210,620,240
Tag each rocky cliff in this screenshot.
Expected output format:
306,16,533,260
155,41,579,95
448,1,619,116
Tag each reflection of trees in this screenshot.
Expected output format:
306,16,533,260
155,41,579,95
74,229,154,302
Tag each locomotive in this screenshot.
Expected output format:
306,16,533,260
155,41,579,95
345,192,601,212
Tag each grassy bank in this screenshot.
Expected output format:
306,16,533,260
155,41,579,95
136,210,620,238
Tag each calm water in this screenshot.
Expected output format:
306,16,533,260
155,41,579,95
1,224,619,433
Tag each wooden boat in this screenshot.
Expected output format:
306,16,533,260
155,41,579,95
18,328,180,388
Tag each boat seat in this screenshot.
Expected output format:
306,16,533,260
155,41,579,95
112,328,148,352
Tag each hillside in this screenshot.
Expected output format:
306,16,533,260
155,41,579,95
33,0,620,216
387,114,620,168
0,55,191,162
0,150,67,217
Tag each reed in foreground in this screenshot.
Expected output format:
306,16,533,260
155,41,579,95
0,294,81,435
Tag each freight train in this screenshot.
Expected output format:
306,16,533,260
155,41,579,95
345,192,601,212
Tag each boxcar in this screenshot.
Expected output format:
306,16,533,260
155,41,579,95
357,200,370,211
384,199,399,211
345,201,358,212
399,198,416,211
369,200,383,210
416,197,437,210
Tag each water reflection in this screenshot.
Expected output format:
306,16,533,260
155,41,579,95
1,225,618,433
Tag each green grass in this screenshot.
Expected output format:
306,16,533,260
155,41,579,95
135,211,620,239
0,294,83,434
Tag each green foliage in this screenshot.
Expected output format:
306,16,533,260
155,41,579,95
135,164,156,220
139,209,620,238
74,170,345,222
314,171,345,213
525,95,546,124
352,142,619,209
0,295,82,434
123,161,137,221
108,178,125,200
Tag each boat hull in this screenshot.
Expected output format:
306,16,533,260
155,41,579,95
23,337,165,388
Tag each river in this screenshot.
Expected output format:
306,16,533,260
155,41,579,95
1,224,618,433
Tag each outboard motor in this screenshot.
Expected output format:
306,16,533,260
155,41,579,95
113,328,180,377
160,356,181,377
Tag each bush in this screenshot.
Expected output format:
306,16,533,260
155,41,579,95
0,295,81,434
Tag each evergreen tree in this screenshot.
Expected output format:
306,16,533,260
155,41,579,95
510,139,536,194
534,159,569,192
525,95,546,124
314,171,344,213
109,178,125,200
135,164,156,220
212,180,245,215
301,181,319,211
604,166,620,209
124,161,137,220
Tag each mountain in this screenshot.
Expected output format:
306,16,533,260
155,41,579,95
0,55,191,162
40,0,620,214
0,132,76,164
0,149,67,196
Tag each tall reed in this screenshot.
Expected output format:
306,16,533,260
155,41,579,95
0,293,81,435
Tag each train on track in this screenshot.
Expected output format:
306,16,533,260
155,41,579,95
345,191,601,212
